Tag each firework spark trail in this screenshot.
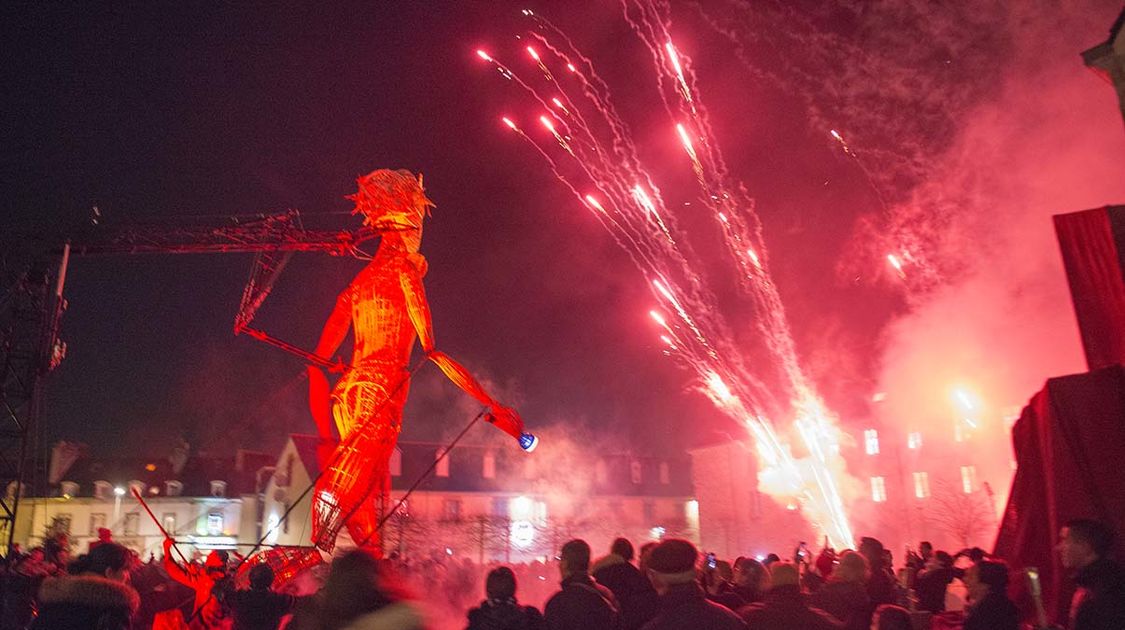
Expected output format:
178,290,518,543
623,0,855,546
521,5,851,546
521,16,782,418
483,9,858,545
499,116,657,267
525,28,779,400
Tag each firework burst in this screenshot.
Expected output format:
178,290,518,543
478,2,857,547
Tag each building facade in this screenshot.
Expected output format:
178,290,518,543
262,435,698,561
11,446,273,560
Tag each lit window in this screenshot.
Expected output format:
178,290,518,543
208,513,223,535
630,460,643,484
870,476,887,503
659,462,670,484
907,432,922,450
389,448,402,477
685,499,699,523
210,480,227,498
124,513,139,535
483,451,496,480
162,513,176,536
435,449,449,478
89,513,107,536
94,480,112,500
864,429,880,455
913,472,930,499
961,465,977,493
165,480,183,497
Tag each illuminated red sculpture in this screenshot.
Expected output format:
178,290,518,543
308,169,533,552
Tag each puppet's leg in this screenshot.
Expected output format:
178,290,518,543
312,369,408,551
340,395,403,553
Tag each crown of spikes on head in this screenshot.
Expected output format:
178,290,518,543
347,169,434,231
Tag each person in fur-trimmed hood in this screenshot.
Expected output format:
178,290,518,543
592,538,658,629
31,542,139,630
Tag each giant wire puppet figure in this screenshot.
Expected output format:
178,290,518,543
307,169,536,553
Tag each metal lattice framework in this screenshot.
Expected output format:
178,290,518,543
0,211,374,556
0,257,57,553
63,210,376,256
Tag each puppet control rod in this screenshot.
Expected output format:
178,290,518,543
234,324,349,372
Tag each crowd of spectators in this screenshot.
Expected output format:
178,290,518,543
1,518,1123,629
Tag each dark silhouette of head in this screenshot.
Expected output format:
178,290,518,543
1062,519,1114,561
860,537,886,568
611,538,635,562
733,557,769,593
486,566,517,601
72,542,132,582
249,564,275,590
560,539,592,577
319,550,399,628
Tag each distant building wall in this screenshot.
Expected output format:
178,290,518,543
17,495,243,560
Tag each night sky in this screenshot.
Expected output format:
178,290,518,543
4,1,1121,462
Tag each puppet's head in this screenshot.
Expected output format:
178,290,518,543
347,170,434,245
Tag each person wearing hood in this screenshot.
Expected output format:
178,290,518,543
592,538,659,629
465,566,545,630
31,542,139,630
